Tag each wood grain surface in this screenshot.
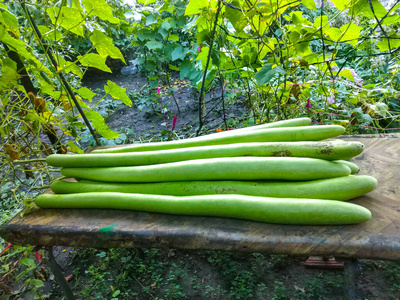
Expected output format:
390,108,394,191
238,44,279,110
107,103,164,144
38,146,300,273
1,134,399,260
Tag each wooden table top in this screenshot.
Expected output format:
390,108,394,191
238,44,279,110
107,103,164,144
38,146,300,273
1,134,399,260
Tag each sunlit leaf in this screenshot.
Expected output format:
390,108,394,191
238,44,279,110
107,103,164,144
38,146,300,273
82,0,120,24
185,0,208,15
85,110,120,139
46,7,85,36
78,53,112,73
104,80,132,107
90,30,125,63
340,22,362,46
76,87,96,102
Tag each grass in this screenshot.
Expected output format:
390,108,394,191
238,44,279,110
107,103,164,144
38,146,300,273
57,248,400,300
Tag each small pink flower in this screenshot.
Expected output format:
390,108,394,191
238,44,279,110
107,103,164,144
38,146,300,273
156,87,161,94
197,46,201,52
327,97,335,104
172,116,177,131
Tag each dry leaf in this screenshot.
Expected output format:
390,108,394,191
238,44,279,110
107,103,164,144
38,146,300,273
6,144,20,161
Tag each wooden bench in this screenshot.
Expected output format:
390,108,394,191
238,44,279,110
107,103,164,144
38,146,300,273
1,134,399,299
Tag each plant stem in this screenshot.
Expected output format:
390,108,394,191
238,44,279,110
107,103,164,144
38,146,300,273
196,0,222,136
20,0,101,146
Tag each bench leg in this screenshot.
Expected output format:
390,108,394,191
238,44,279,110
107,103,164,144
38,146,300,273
343,258,359,300
46,246,75,300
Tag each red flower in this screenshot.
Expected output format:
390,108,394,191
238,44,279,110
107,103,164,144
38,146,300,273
172,116,177,132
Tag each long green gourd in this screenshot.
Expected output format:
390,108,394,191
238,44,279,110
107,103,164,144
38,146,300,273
47,141,364,168
91,125,345,153
34,193,372,225
189,117,312,138
51,175,377,201
335,160,359,174
60,157,351,182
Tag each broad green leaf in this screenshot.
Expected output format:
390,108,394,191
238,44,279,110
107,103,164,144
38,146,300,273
381,14,400,26
104,80,132,107
376,34,400,51
225,0,247,32
179,60,193,78
0,10,19,38
302,0,316,10
327,27,342,41
0,60,19,90
168,34,180,41
145,40,163,50
313,16,329,29
185,0,208,15
161,19,176,30
90,30,125,63
85,110,120,139
169,64,180,71
330,0,350,11
146,14,157,26
255,63,281,85
195,46,209,68
82,0,120,24
55,54,83,77
136,29,152,41
67,141,84,154
340,22,362,46
30,279,44,288
171,46,186,61
78,53,112,73
335,69,355,82
46,7,84,36
20,258,36,268
352,0,387,18
76,87,96,102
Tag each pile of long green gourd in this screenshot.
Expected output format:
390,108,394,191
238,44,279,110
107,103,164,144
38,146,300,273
36,117,378,225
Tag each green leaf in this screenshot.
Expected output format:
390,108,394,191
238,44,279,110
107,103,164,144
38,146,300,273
330,0,348,11
0,9,20,38
82,0,120,24
195,46,209,68
146,14,157,26
168,34,180,41
145,40,163,50
169,64,180,71
0,59,19,90
67,141,84,154
78,53,112,73
352,0,387,18
302,0,316,10
179,60,193,78
85,110,120,139
19,258,36,268
225,0,247,32
55,54,83,77
376,34,400,51
90,30,125,63
335,69,355,82
255,63,283,85
185,0,208,15
76,87,96,102
340,22,362,46
30,279,44,288
104,80,132,107
46,7,85,36
171,46,186,61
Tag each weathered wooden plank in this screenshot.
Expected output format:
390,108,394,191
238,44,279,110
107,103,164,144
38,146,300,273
1,134,399,260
